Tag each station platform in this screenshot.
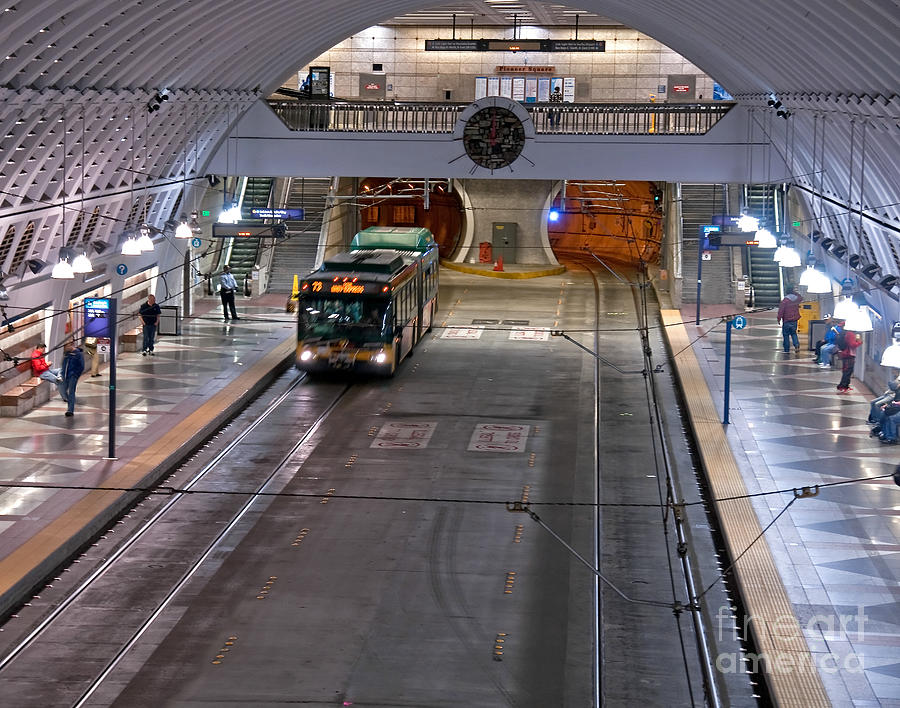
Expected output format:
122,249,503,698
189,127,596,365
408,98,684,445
0,294,296,617
665,305,900,707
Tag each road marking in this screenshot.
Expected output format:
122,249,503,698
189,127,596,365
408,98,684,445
371,421,437,448
468,423,529,452
442,326,484,339
508,328,550,341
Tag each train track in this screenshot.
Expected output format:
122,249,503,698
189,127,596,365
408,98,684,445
0,371,354,705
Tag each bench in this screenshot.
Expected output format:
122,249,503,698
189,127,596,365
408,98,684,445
121,327,142,352
0,360,52,417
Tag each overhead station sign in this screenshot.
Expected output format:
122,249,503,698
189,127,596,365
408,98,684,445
249,208,304,220
212,223,287,238
426,39,604,52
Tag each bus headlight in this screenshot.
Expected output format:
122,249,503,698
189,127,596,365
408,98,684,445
374,351,388,364
300,350,313,362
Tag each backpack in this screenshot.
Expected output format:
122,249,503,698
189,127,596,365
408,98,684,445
835,331,848,351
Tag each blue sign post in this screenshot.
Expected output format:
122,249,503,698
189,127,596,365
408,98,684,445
85,297,118,458
723,315,746,424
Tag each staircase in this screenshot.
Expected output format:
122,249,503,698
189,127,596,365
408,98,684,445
226,178,273,286
680,184,733,305
745,185,781,307
268,178,332,293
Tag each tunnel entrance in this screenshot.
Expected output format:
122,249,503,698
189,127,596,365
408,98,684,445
549,180,662,267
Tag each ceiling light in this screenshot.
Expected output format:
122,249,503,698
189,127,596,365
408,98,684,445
778,249,801,267
51,258,74,279
737,214,759,232
806,269,832,294
833,296,859,320
755,228,777,248
845,306,873,332
175,220,192,239
121,236,141,256
71,252,93,273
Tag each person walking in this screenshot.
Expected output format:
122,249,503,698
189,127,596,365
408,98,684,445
776,286,803,355
139,294,161,356
30,342,66,400
836,329,861,393
83,336,102,377
219,265,240,321
60,340,84,416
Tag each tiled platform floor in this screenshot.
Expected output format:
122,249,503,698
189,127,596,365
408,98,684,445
0,295,295,565
686,306,900,707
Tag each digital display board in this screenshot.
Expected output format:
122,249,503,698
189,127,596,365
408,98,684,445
249,208,304,220
426,39,604,52
304,280,385,295
84,298,113,338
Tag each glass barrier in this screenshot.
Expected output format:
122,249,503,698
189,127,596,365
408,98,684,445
267,100,734,136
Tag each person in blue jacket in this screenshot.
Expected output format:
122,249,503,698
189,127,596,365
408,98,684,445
60,340,85,417
816,319,844,367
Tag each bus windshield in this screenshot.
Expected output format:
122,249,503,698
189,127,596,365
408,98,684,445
299,297,390,344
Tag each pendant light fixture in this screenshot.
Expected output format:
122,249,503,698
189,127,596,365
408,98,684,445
71,252,93,273
137,223,155,252
844,305,873,332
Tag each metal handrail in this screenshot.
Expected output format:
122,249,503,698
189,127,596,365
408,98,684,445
266,99,734,136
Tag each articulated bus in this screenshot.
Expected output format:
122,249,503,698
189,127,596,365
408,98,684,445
295,227,439,375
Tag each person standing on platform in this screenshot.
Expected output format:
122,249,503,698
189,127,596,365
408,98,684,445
139,294,161,356
836,329,861,393
548,85,563,128
30,342,66,400
60,340,84,417
219,265,240,321
83,337,102,377
777,286,803,355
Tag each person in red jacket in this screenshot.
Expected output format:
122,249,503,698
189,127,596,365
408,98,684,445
837,330,862,393
31,343,66,400
777,287,803,354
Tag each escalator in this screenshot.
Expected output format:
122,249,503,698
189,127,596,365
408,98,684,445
227,178,273,288
745,185,781,307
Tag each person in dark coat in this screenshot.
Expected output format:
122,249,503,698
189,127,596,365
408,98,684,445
60,340,85,417
777,286,803,354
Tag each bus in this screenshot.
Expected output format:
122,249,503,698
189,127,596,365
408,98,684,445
295,227,439,375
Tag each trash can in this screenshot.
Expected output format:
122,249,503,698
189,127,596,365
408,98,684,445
479,241,493,263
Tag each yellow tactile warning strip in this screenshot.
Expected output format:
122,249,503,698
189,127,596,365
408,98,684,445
0,336,296,608
661,311,829,707
440,260,566,279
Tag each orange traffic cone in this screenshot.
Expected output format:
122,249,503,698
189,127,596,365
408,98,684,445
493,256,504,272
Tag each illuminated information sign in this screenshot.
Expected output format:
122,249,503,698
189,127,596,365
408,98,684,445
307,280,383,295
426,39,604,52
249,208,304,219
84,297,113,338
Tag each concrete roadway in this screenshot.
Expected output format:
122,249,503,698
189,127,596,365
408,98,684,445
1,269,755,706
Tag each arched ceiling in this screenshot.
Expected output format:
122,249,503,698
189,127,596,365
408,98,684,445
1,0,897,96
0,0,898,309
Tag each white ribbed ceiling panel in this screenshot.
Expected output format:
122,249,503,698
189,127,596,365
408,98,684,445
0,0,898,294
